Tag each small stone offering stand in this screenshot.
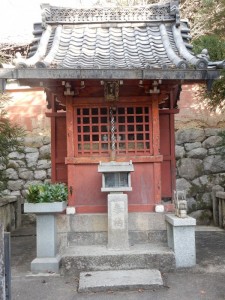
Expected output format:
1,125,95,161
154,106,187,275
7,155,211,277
165,191,196,268
98,161,134,250
24,201,67,273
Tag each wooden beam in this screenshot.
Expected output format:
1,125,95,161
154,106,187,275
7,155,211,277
65,155,163,164
50,93,56,183
152,96,160,156
66,96,75,157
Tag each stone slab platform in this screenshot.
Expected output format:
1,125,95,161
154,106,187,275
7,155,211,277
78,269,163,292
61,243,175,276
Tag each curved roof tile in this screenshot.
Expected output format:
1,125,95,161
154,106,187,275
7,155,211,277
14,2,224,71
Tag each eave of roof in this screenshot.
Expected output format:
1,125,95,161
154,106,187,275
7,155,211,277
0,67,220,81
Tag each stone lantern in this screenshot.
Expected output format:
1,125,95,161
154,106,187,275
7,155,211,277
98,161,134,250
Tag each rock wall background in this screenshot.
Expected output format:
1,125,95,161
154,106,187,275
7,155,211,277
2,136,51,199
176,128,225,224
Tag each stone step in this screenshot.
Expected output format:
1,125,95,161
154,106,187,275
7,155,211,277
60,243,175,276
78,269,164,293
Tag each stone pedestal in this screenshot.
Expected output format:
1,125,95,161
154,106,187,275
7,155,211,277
31,214,60,273
165,214,196,268
24,202,66,273
107,193,129,250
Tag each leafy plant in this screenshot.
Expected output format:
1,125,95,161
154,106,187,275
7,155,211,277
190,33,225,112
192,35,225,61
26,183,68,203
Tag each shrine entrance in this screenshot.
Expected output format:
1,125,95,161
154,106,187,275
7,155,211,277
46,80,178,213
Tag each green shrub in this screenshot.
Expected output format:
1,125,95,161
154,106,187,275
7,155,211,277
193,35,225,61
26,183,68,203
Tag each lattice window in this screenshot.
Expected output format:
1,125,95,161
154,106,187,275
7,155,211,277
75,105,151,156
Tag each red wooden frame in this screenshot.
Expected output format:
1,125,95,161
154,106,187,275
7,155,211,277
65,95,162,211
46,85,179,213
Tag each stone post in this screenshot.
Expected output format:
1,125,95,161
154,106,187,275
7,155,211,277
15,196,22,229
166,214,196,268
0,224,5,300
31,214,60,273
212,185,224,226
107,193,129,250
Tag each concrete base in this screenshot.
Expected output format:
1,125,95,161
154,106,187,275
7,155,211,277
61,243,175,276
67,230,167,246
31,255,61,273
28,214,61,273
58,213,167,249
78,269,163,292
166,214,196,268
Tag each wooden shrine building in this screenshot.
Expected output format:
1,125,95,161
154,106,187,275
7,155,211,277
0,1,224,214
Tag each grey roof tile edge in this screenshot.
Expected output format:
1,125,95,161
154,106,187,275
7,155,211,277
15,25,52,68
172,25,208,70
159,24,187,69
36,25,63,68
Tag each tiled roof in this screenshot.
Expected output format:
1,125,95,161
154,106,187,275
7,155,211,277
13,2,223,71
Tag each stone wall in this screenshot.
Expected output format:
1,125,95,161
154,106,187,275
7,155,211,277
176,127,225,224
0,196,21,231
2,136,51,200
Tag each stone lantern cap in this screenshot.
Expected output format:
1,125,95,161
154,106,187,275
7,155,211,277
98,161,134,173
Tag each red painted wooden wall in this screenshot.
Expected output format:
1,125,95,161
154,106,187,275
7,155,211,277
48,83,177,212
50,109,176,213
159,112,176,200
51,113,68,184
